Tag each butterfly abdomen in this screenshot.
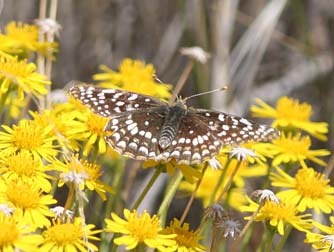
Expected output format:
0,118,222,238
158,105,185,149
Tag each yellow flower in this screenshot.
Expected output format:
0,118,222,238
305,216,334,252
39,217,101,252
65,108,110,156
0,179,56,228
163,218,207,252
93,58,172,99
0,150,54,192
251,97,328,141
270,166,334,214
0,212,44,252
143,159,201,183
0,56,50,99
179,167,250,209
241,196,312,235
0,92,27,119
254,132,330,168
0,119,58,161
0,21,56,57
105,209,176,251
54,155,113,200
30,107,84,151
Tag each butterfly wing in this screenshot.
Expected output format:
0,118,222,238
104,107,167,160
157,114,223,164
191,109,280,145
69,84,166,118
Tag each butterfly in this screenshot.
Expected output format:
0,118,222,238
69,84,279,165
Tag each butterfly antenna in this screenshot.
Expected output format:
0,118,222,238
184,86,228,102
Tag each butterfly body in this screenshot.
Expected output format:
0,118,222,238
70,84,279,164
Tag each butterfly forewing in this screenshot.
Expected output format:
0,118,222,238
69,84,165,117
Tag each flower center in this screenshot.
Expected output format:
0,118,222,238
6,152,37,177
127,213,160,241
86,113,108,136
273,133,310,156
0,219,19,247
173,227,199,248
295,167,327,198
44,223,83,245
276,97,312,122
12,121,44,150
6,182,40,209
260,201,296,221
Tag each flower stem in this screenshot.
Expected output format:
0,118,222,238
209,158,231,204
275,225,293,251
180,162,208,224
131,168,161,210
210,223,220,252
62,182,75,219
158,170,183,226
169,59,194,103
216,160,243,203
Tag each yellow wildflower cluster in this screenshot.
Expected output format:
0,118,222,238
0,17,332,252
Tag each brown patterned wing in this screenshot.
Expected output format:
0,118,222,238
192,109,280,145
104,108,167,160
69,84,166,118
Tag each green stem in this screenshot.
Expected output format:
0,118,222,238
209,158,231,204
132,168,162,210
216,160,243,203
158,170,183,226
180,163,208,224
275,225,293,251
264,229,276,252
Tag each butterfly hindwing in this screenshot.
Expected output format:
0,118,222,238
192,109,280,145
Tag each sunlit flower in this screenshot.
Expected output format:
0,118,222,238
241,196,312,235
251,189,280,205
0,92,27,119
163,218,207,252
143,159,201,183
251,96,328,141
305,216,334,252
0,150,54,192
179,168,248,208
0,21,57,57
65,108,110,156
254,132,330,168
0,212,44,252
39,217,101,252
55,155,113,200
0,56,50,99
105,209,176,251
270,166,334,214
30,108,83,151
0,179,56,228
93,58,172,99
180,46,210,64
0,119,58,161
